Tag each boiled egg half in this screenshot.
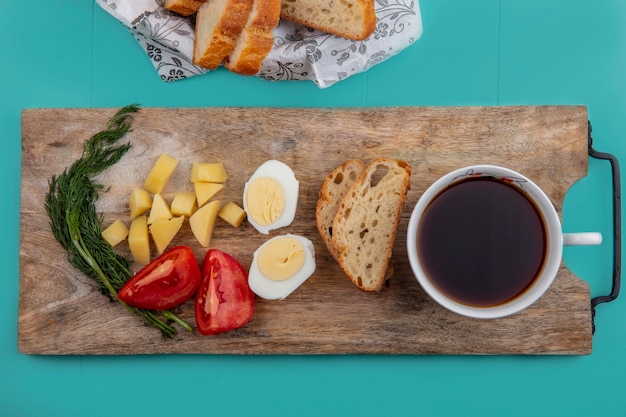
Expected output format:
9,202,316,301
249,234,316,300
243,160,299,235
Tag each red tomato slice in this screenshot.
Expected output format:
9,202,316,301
118,246,201,310
195,249,255,335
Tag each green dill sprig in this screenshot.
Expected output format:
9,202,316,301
45,104,191,338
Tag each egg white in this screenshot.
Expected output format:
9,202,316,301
248,234,316,300
243,160,299,235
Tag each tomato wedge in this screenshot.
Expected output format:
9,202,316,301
195,249,255,335
118,246,201,310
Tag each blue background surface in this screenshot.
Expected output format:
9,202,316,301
2,1,625,416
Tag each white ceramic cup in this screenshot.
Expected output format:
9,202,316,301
406,164,602,319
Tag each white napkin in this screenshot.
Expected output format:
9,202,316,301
95,0,422,88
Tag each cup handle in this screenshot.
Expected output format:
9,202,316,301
563,232,603,246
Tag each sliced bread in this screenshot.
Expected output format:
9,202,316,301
316,160,366,262
192,0,255,70
280,0,377,41
164,0,205,16
332,158,411,291
225,0,281,75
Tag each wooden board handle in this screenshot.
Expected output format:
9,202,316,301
588,124,622,334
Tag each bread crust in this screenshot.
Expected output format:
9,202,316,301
280,0,377,41
193,0,255,69
164,0,206,16
225,0,281,75
332,158,411,291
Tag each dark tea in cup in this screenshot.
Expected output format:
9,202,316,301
416,176,547,307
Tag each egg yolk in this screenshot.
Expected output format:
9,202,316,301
257,237,305,281
246,177,285,226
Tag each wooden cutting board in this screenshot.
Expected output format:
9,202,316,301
18,106,592,355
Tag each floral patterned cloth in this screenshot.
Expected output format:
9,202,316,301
95,0,422,88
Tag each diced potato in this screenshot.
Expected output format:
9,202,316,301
171,191,198,217
144,154,179,194
218,202,246,228
189,200,221,247
129,215,150,265
194,182,224,207
129,189,152,220
149,215,185,254
147,194,173,225
190,162,227,183
101,219,129,247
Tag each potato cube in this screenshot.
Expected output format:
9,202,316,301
129,189,152,220
101,219,129,247
149,215,184,254
194,182,224,207
218,202,246,227
144,153,179,194
190,162,227,183
189,200,220,247
147,194,173,225
129,215,150,265
170,191,198,217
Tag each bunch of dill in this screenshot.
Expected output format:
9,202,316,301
45,104,189,338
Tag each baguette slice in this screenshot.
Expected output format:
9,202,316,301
316,160,366,262
332,158,411,291
193,0,255,70
225,0,281,75
280,0,376,41
164,0,205,16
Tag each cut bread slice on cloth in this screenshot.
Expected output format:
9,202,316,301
332,158,411,291
164,0,205,16
316,159,366,262
280,0,377,40
225,0,281,75
193,0,255,69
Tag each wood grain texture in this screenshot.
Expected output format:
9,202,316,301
18,106,592,355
